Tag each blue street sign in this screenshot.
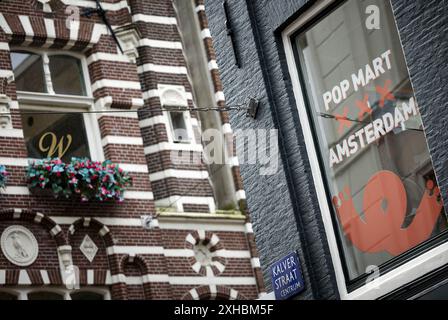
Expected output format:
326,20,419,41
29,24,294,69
271,252,305,300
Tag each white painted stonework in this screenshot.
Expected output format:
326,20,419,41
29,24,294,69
37,0,52,12
1,226,39,266
80,235,98,263
194,243,213,267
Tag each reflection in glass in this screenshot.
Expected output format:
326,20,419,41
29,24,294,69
294,0,446,280
11,51,46,93
49,55,86,96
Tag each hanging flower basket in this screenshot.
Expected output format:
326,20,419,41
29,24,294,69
0,165,9,189
26,158,132,202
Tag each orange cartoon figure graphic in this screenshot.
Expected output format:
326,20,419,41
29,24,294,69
332,171,443,256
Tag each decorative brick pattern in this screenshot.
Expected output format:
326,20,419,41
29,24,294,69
0,0,262,300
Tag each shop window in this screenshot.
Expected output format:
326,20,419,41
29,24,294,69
292,0,446,285
21,113,91,163
11,50,100,161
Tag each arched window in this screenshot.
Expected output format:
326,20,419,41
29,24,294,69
0,291,18,300
0,287,109,300
159,85,193,144
28,291,64,300
70,291,104,300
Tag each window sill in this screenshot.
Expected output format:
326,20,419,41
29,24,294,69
156,209,245,220
17,91,93,108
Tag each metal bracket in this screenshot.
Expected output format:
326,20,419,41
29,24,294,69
246,97,260,119
81,0,124,54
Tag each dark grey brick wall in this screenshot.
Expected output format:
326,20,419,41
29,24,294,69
206,0,447,300
205,0,336,300
390,0,448,208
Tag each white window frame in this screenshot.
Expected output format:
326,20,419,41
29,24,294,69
12,48,104,162
282,0,448,300
168,110,193,144
0,286,111,300
158,84,196,144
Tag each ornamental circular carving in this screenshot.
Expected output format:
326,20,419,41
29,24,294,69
193,243,213,267
185,232,227,276
1,226,39,266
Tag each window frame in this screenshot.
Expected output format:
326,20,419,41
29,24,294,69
158,84,196,145
168,110,193,144
11,47,104,162
282,0,448,299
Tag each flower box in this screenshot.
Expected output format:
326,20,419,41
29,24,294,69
26,158,132,202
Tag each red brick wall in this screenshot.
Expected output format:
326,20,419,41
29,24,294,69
0,0,263,300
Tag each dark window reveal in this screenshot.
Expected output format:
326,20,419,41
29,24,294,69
293,0,446,283
169,111,190,143
27,291,64,300
70,291,104,300
0,292,17,300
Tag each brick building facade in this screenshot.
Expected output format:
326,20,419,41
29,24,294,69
0,0,264,300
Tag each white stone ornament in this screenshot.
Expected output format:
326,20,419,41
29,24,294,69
194,243,213,267
37,0,52,13
1,226,39,266
80,235,98,262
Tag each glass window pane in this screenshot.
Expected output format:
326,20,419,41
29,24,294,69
28,291,64,300
71,291,104,300
11,51,46,93
21,112,90,162
294,0,446,281
170,112,189,142
49,55,86,96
